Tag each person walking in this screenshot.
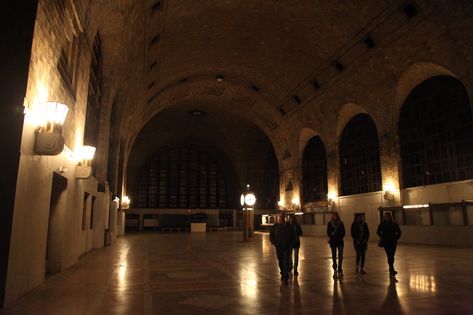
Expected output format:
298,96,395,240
270,214,296,284
288,214,303,276
351,213,370,274
327,212,345,277
377,212,402,276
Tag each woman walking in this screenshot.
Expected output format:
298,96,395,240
288,214,303,276
327,212,345,277
377,212,402,276
351,214,370,274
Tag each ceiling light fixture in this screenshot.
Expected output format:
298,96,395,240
189,110,205,116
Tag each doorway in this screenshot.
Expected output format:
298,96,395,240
46,172,68,275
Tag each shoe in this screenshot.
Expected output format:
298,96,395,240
355,267,359,273
360,269,366,275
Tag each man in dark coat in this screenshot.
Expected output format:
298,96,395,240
377,212,402,276
270,214,296,284
327,212,345,277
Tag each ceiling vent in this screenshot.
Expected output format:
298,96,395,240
403,2,419,19
364,36,376,49
147,81,156,89
149,60,157,71
151,1,162,13
150,34,161,46
334,61,345,72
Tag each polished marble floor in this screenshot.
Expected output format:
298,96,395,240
2,231,473,315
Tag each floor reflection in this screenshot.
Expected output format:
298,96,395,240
3,232,473,315
409,274,437,293
239,263,258,299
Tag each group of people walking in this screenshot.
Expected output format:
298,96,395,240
270,211,401,284
269,214,303,284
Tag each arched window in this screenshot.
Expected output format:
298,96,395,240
137,147,227,208
84,33,102,148
340,114,382,195
302,136,328,203
399,76,473,188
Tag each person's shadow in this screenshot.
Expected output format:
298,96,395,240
332,276,345,314
379,277,404,314
278,282,291,314
332,275,352,314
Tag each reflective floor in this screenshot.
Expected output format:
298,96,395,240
2,231,473,315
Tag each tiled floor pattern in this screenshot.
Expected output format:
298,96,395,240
2,231,473,314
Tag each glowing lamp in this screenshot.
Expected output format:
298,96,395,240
121,196,131,209
33,102,69,155
75,145,96,179
241,184,256,209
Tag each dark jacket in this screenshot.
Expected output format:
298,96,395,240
327,220,345,247
351,221,370,243
292,222,303,248
270,223,296,250
376,221,401,247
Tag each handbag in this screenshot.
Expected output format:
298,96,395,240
378,239,384,247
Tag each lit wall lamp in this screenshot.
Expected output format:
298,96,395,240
291,196,301,210
277,199,285,211
327,192,337,207
33,102,69,155
121,196,131,210
383,190,395,201
75,145,96,179
383,181,396,201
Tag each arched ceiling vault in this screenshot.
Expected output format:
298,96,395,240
93,0,407,172
121,81,289,170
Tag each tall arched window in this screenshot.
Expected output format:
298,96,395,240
399,76,473,188
340,114,382,195
84,33,102,148
137,147,227,208
302,136,328,203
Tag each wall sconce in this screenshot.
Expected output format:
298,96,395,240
291,196,300,210
277,200,285,211
121,196,130,210
383,190,395,201
327,192,337,207
75,145,96,179
383,181,396,201
33,102,69,155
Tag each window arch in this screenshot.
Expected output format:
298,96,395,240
137,147,227,208
399,76,473,188
340,114,382,195
302,136,328,203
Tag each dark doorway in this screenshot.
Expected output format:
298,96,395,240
46,172,67,275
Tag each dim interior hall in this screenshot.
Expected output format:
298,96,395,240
1,0,473,313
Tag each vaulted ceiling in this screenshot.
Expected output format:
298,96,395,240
92,0,404,165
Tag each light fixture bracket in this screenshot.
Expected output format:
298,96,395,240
34,131,65,155
75,165,92,179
